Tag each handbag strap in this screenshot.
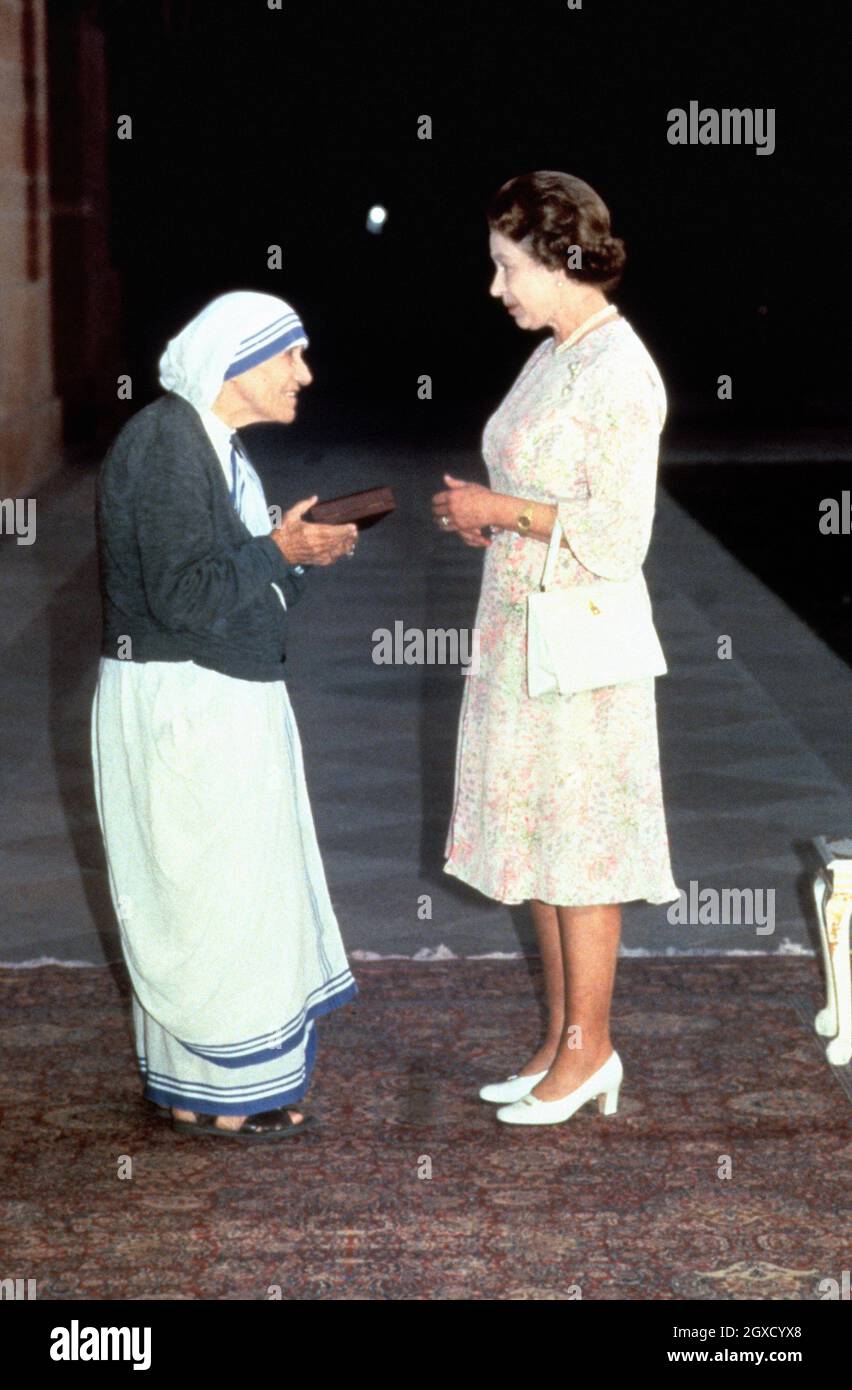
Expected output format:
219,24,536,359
537,516,565,592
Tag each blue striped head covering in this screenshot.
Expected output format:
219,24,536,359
158,290,309,412
223,305,308,379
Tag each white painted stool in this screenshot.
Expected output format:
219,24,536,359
812,836,852,1066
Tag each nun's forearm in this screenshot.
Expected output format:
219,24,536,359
132,455,298,627
144,538,294,628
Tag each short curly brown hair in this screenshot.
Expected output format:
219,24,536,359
487,171,626,293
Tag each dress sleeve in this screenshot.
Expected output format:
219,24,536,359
552,359,665,582
132,440,302,631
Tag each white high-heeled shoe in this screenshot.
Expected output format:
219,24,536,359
496,1051,623,1126
479,1069,548,1104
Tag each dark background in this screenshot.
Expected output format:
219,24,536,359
44,0,851,662
54,0,851,438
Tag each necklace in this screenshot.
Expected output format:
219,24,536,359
555,303,620,352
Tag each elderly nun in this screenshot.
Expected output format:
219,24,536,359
91,291,358,1141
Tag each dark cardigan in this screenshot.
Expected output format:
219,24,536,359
95,392,308,682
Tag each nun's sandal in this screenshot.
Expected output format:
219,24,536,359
171,1106,317,1142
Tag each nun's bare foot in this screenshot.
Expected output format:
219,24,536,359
171,1107,305,1129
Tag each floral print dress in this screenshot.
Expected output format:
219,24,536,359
443,316,680,907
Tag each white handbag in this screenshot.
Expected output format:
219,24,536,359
526,519,668,697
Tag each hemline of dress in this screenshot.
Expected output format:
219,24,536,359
178,974,358,1066
443,857,681,909
137,977,357,1115
140,1020,320,1116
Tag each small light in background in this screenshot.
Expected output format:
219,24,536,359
366,204,388,236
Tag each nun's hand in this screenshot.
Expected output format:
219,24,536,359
272,496,358,566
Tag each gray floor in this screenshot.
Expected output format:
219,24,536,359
1,442,849,965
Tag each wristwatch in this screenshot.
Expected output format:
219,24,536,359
516,505,535,535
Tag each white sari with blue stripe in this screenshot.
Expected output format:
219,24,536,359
91,413,356,1115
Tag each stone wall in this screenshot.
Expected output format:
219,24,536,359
0,0,62,500
46,0,122,448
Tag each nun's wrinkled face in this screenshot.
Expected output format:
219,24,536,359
219,345,313,426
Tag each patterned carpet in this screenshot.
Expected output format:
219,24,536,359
1,959,849,1300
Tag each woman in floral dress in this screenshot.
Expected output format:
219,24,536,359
432,172,679,1127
